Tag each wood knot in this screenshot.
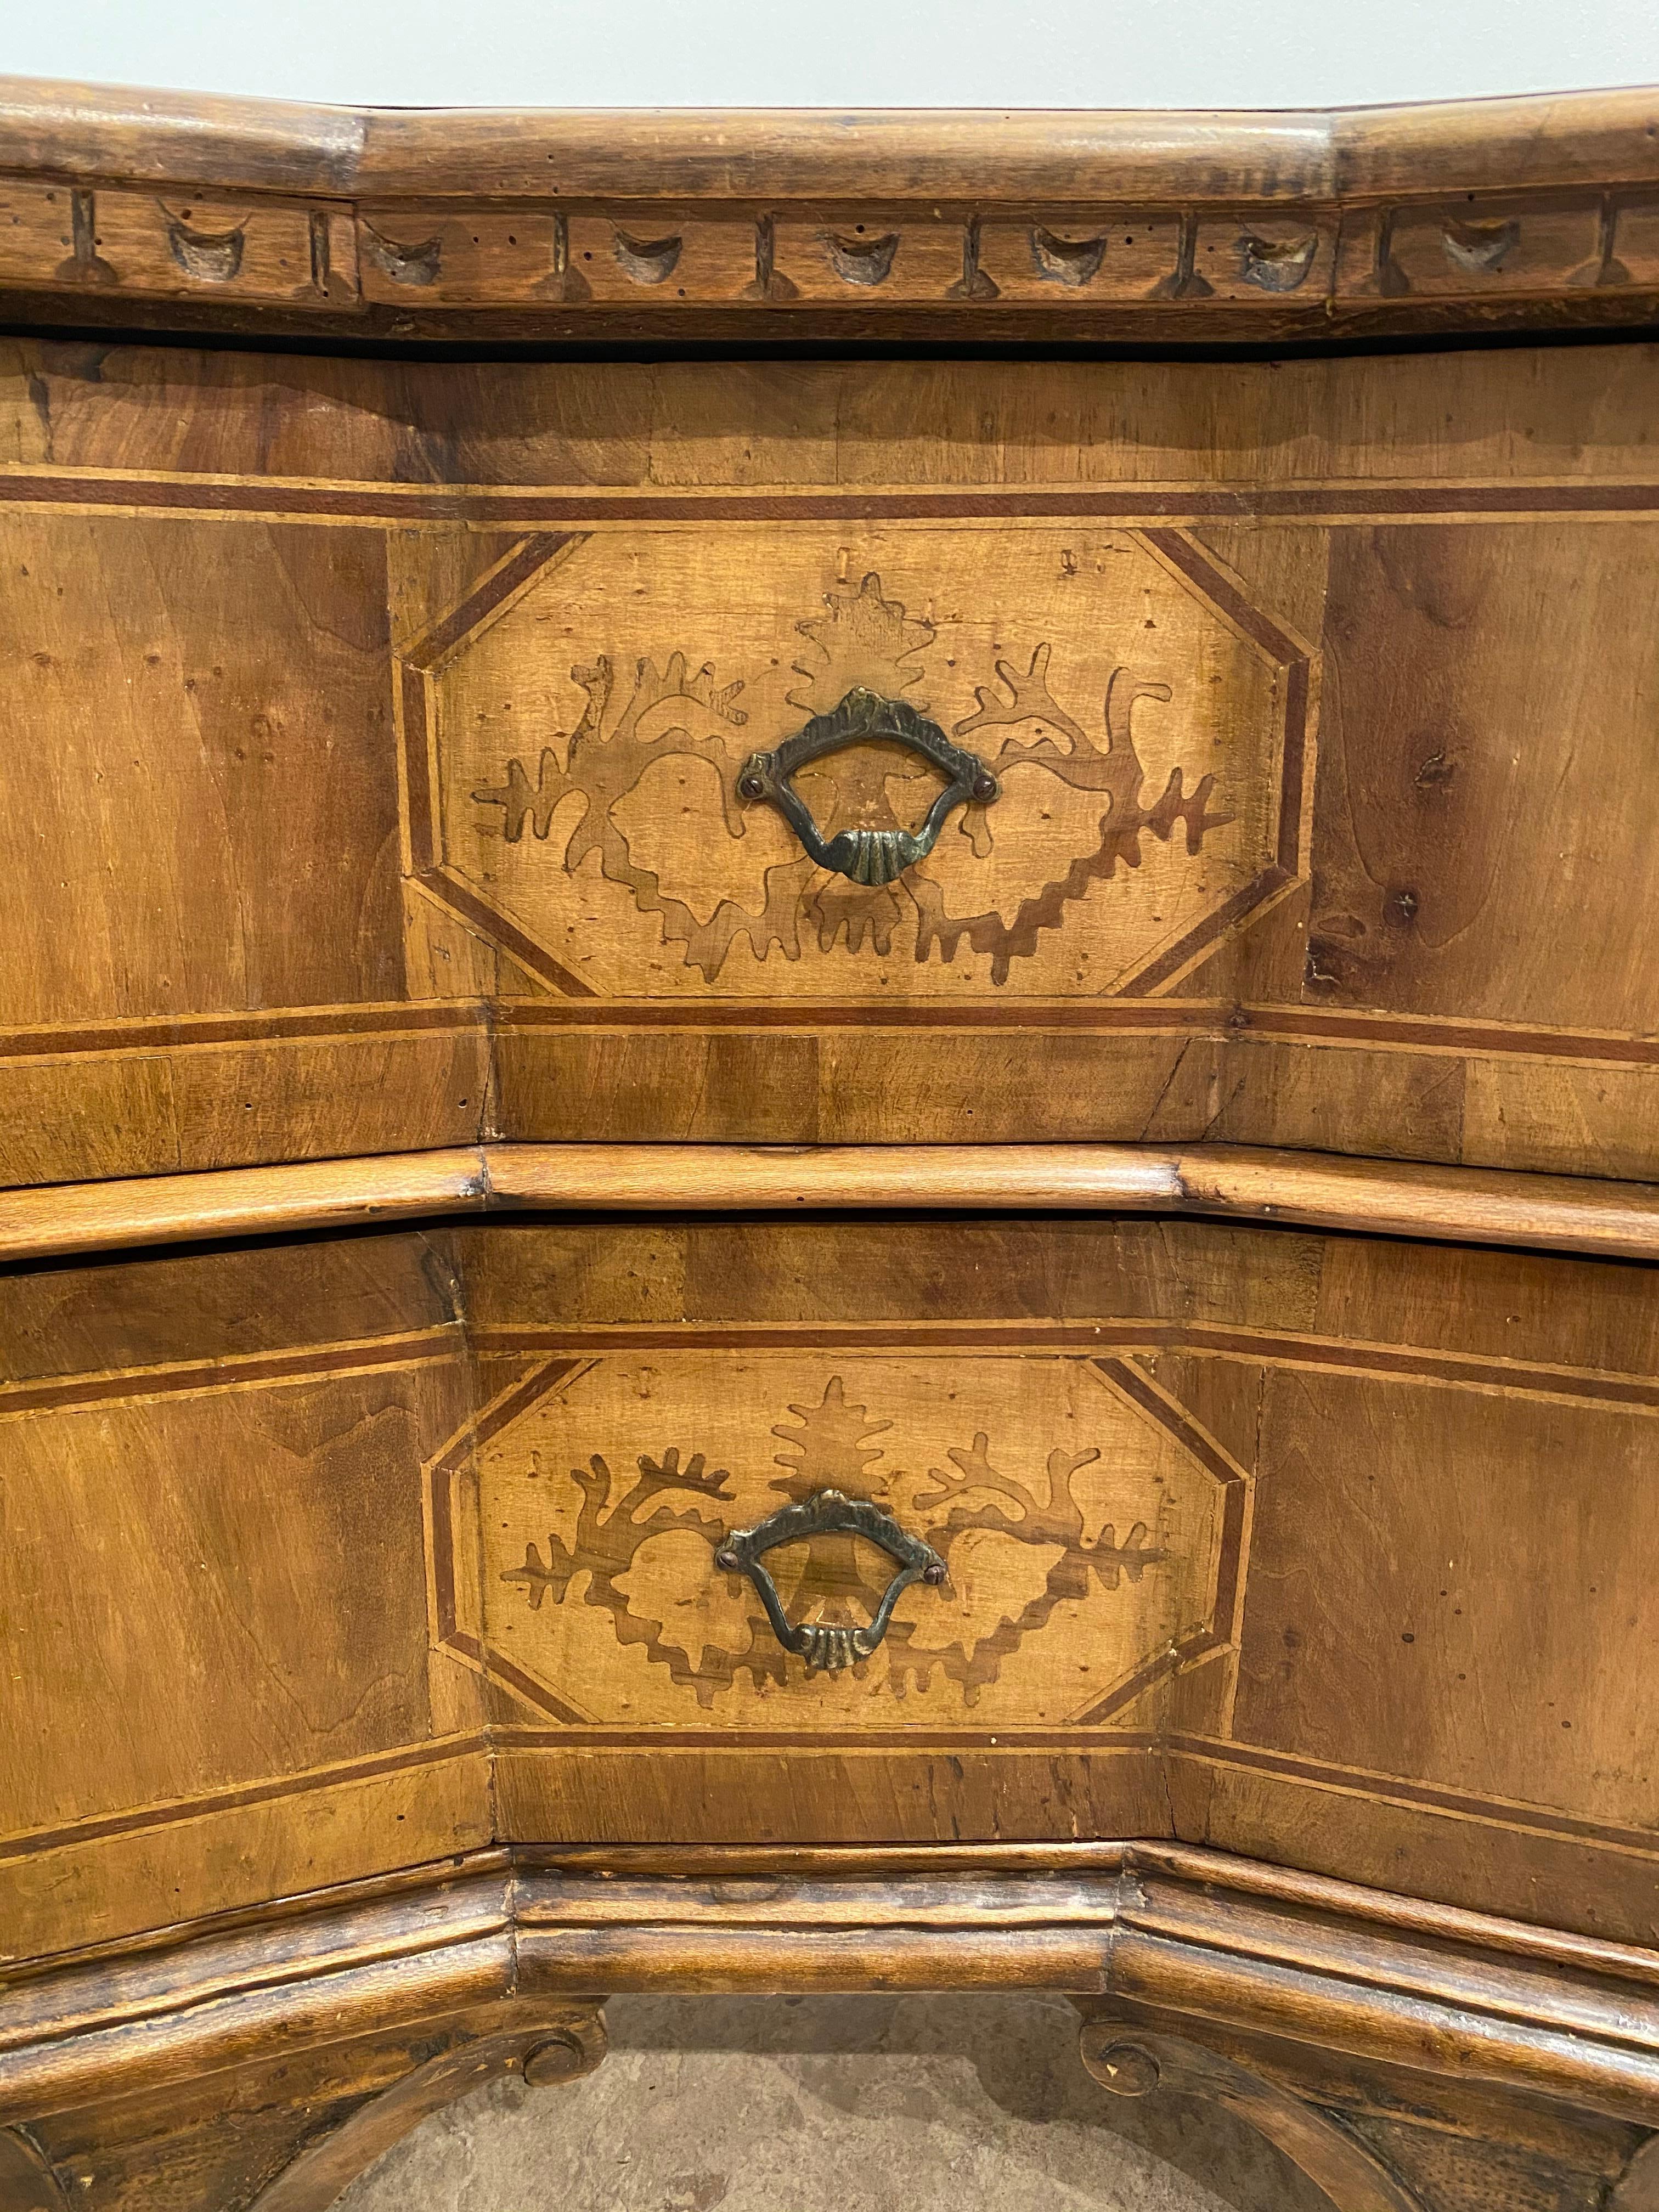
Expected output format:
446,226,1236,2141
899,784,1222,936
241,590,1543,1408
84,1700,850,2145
1384,888,1420,927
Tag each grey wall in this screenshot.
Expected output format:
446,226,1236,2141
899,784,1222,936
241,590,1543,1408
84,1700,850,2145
340,1996,1333,2212
6,0,1659,109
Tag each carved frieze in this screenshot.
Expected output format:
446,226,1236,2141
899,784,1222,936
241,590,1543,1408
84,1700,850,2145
3,176,1659,331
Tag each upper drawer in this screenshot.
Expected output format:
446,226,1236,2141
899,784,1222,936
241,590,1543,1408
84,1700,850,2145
5,341,1659,1177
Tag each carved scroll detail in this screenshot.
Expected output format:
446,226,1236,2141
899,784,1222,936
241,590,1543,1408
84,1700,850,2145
247,2010,607,2212
1080,2024,1427,2212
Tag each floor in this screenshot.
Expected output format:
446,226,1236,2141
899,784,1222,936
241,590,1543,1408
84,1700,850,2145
340,1994,1329,2211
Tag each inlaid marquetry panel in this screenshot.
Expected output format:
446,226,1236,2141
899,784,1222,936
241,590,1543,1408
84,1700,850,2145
444,1350,1241,1726
415,525,1302,1000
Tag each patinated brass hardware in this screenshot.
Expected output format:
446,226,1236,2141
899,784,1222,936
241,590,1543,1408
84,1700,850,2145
737,686,1000,886
712,1488,947,1672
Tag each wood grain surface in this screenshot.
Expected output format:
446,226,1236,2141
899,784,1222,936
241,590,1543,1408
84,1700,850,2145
7,1141,1659,1263
6,76,1659,2212
5,1211,1658,1960
8,341,1659,1177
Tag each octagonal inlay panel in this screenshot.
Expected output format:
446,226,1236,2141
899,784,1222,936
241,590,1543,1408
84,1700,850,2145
430,1349,1247,1730
402,520,1310,998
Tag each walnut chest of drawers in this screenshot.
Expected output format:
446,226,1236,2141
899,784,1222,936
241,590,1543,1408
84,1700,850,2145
4,75,1659,2212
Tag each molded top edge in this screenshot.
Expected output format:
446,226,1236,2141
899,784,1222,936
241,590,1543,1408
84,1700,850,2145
1,75,1657,202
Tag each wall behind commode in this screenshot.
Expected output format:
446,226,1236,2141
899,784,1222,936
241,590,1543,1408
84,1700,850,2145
7,0,1659,111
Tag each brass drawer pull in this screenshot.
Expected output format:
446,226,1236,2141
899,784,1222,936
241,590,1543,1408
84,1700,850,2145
713,1488,947,1672
737,686,1000,886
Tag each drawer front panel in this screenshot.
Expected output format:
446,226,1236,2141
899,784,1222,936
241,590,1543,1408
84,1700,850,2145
7,1214,1659,1948
8,343,1659,1176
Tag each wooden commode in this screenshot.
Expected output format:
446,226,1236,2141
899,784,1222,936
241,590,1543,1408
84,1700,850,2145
3,75,1659,2212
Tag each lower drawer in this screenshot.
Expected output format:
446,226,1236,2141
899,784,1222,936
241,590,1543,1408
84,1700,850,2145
5,1209,1659,1954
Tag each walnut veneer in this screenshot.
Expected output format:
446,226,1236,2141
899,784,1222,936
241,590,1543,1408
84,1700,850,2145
3,78,1659,2212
